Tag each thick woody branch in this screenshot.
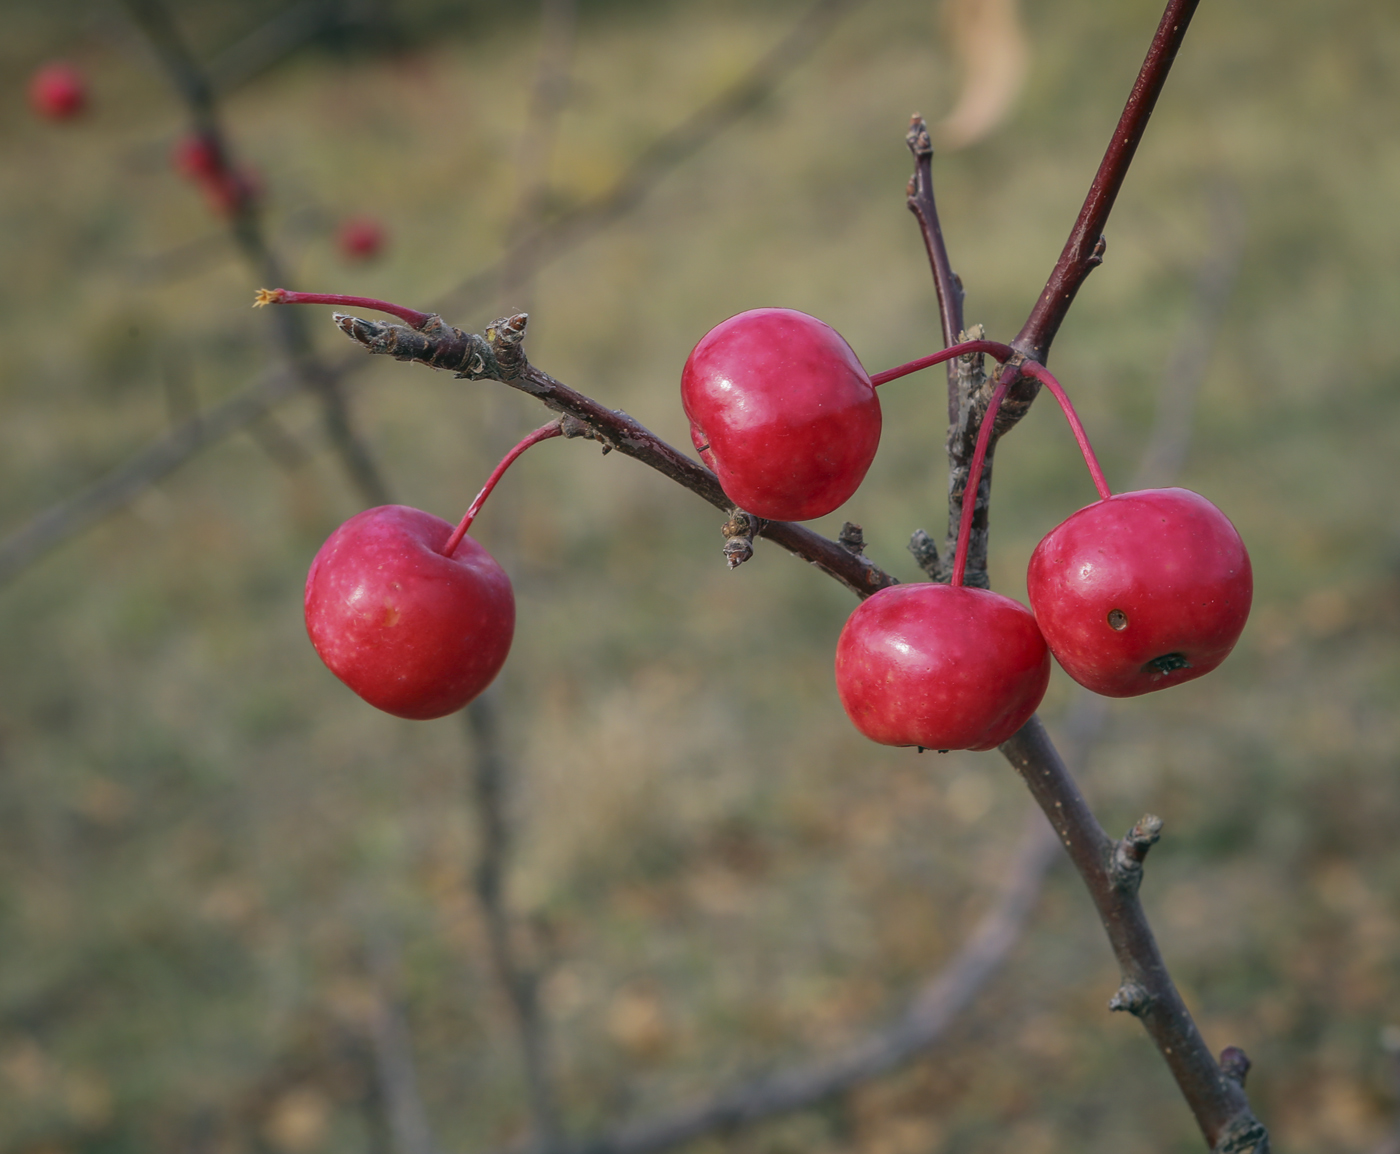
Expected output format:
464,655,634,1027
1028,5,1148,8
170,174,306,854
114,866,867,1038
999,718,1268,1153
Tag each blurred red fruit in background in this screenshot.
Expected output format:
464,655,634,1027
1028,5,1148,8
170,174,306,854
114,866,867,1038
338,216,387,262
29,62,87,120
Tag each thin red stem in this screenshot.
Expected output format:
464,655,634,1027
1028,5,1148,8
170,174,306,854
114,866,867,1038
1018,361,1113,501
949,360,1113,588
869,339,1016,387
442,422,562,557
950,374,1011,588
253,288,435,331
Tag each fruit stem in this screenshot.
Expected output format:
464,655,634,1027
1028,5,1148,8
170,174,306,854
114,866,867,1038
253,288,435,331
869,339,1016,387
950,375,1011,588
442,422,563,556
949,359,1113,587
1018,361,1113,502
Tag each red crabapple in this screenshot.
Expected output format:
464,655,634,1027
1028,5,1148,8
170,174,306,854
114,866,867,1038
29,63,87,120
338,216,387,262
1027,487,1252,697
836,582,1050,751
681,308,881,521
304,505,515,720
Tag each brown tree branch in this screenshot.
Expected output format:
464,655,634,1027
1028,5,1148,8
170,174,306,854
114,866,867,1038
903,116,1000,587
327,308,898,600
340,232,1236,1149
999,720,1268,1152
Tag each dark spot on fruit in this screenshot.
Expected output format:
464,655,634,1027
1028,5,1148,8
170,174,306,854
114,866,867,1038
1107,608,1128,631
1144,652,1191,675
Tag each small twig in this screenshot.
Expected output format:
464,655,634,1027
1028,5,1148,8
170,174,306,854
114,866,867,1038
465,695,564,1152
904,115,965,412
0,359,312,586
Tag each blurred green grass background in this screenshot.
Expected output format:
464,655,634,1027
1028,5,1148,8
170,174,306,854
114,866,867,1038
1,1,1398,1152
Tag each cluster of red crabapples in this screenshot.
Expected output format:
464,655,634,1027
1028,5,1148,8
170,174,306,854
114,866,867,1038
261,294,1250,741
684,307,1252,751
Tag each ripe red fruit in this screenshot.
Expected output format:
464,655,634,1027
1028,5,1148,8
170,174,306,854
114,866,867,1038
681,308,880,521
338,216,387,262
171,133,223,181
29,63,87,121
1027,487,1252,697
835,583,1050,751
304,505,515,720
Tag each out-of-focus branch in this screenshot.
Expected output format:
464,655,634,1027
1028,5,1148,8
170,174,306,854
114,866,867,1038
365,938,444,1154
0,360,307,586
120,0,391,508
207,0,385,95
1013,0,1202,366
498,0,579,312
0,0,855,588
532,814,1059,1154
465,695,564,1152
436,0,865,322
1134,184,1243,489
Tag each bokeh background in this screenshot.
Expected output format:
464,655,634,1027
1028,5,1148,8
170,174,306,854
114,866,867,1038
2,1,1398,1151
